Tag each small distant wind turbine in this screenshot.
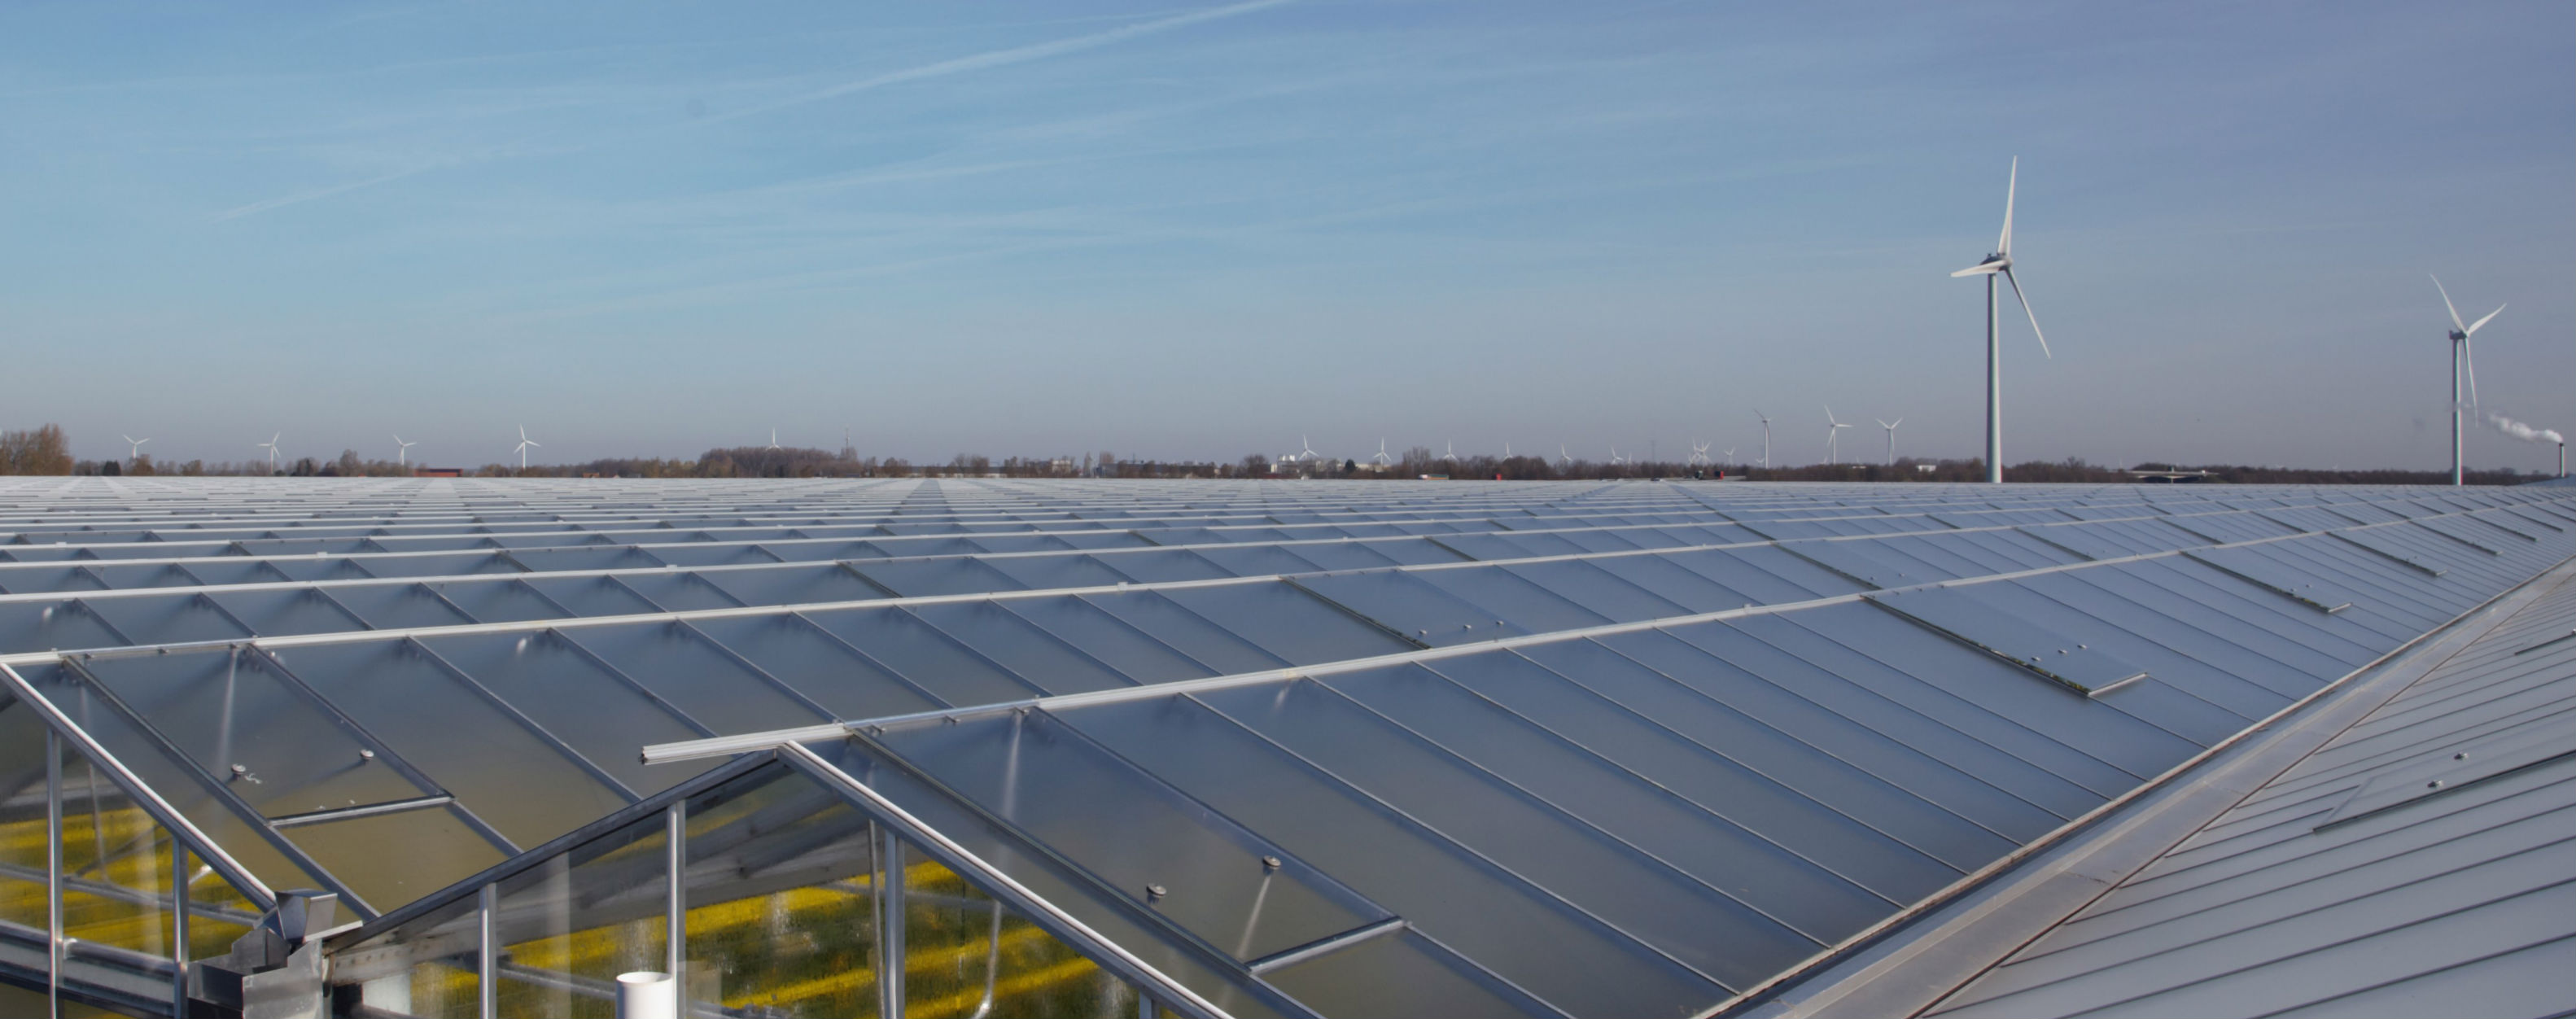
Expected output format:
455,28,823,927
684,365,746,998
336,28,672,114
766,427,783,451
1754,409,1773,467
1371,439,1393,467
1823,405,1855,466
120,435,150,463
2432,275,2505,487
1295,435,1322,463
1559,443,1573,467
1608,446,1626,466
256,433,281,475
1688,441,1711,466
514,425,540,470
1722,445,1736,465
1877,418,1904,466
393,435,417,467
1442,440,1459,463
1952,157,2052,484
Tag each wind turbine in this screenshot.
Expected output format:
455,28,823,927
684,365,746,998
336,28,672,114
120,435,150,464
1442,441,1459,463
393,435,418,468
1754,409,1773,467
1608,446,1626,466
1558,444,1574,468
1688,441,1711,467
1823,405,1854,466
1295,435,1322,463
1722,445,1736,466
1877,418,1903,466
766,428,783,452
256,433,281,475
513,425,540,470
1371,439,1393,468
1951,157,2051,483
2432,275,2505,487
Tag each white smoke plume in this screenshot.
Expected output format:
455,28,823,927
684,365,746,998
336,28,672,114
2487,413,2564,444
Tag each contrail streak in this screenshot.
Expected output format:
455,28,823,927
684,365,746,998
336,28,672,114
711,0,1292,124
212,0,1292,221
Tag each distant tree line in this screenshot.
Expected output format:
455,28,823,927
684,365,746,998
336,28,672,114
0,424,2555,485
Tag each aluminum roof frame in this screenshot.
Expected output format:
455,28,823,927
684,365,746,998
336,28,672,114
7,478,2576,1019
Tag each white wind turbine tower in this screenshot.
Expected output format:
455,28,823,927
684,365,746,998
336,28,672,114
1951,157,2052,484
120,435,149,465
1754,409,1773,467
1371,439,1393,468
256,433,281,475
1442,441,1459,463
1877,418,1903,466
767,428,783,451
2431,275,2504,487
1823,405,1854,466
393,435,418,468
513,425,540,470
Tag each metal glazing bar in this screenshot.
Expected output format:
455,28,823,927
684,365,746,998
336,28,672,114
544,628,718,737
0,663,277,909
787,743,1236,1019
247,645,520,855
54,655,377,919
400,637,643,802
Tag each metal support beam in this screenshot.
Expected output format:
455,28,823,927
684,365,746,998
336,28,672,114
478,883,497,1019
874,820,905,1019
665,802,685,1011
47,727,63,1019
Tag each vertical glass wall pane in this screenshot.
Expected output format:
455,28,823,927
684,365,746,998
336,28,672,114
186,845,262,963
0,694,50,934
680,764,877,1018
326,892,481,1019
899,841,1140,1019
55,746,173,959
491,811,669,1019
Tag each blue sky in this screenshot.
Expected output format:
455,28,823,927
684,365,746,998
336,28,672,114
2,1,2569,470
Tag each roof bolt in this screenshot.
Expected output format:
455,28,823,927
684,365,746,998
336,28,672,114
229,763,247,776
1145,884,1167,902
1261,855,1282,872
357,749,375,762
2426,779,2444,789
2453,752,2469,760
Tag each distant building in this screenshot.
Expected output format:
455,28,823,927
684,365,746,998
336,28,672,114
413,467,462,478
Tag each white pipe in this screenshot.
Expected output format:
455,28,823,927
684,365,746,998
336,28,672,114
617,971,678,1019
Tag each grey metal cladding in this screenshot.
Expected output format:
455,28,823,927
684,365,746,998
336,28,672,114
1929,566,2576,1019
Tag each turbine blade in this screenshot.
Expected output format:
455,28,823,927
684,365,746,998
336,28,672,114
2468,304,2505,335
2004,267,2050,358
1951,262,2003,278
2465,338,2480,409
1998,156,2017,256
2432,276,2468,335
